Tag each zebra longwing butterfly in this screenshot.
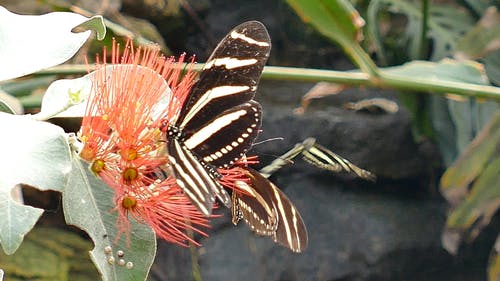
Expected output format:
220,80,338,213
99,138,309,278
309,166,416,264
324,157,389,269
231,168,308,253
166,21,271,216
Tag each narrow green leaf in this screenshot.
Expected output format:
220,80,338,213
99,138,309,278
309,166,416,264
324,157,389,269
440,111,500,204
443,156,500,244
489,234,500,281
64,157,156,281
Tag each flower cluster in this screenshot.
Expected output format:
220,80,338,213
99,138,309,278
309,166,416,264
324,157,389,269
79,40,213,246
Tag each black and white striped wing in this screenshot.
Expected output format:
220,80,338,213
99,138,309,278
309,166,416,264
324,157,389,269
184,101,261,167
166,21,271,216
232,168,308,253
166,138,223,215
268,181,308,253
302,143,376,181
177,20,271,167
231,168,278,236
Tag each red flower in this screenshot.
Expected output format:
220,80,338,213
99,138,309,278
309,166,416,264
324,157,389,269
79,39,208,247
79,39,263,248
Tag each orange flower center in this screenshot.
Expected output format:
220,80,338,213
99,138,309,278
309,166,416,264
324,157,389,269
122,167,138,182
91,159,105,173
122,195,137,210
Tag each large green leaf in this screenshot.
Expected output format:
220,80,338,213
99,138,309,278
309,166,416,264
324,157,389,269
0,112,71,254
64,157,156,281
0,5,105,81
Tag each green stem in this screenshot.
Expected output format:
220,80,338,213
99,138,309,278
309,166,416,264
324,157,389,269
33,64,500,103
419,0,430,59
340,39,381,78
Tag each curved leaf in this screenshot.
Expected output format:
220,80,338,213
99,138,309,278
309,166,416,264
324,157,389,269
0,191,43,255
0,6,102,81
442,155,500,254
64,157,156,281
441,111,500,205
0,112,71,254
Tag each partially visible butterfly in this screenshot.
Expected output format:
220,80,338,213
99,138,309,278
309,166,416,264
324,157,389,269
231,168,308,253
165,21,271,216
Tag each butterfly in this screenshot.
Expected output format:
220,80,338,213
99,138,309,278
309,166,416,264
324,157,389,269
165,21,308,252
165,21,271,216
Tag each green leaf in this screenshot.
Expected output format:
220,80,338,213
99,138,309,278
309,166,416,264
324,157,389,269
489,234,500,281
285,0,379,76
442,155,500,254
485,51,500,85
0,112,71,254
440,111,500,204
286,0,364,44
0,191,43,255
72,15,106,41
440,111,500,255
366,1,474,61
64,157,156,281
37,75,93,119
456,7,500,60
383,58,490,86
0,6,98,81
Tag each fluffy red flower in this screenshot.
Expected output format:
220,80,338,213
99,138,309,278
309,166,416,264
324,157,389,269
79,39,208,246
79,39,262,248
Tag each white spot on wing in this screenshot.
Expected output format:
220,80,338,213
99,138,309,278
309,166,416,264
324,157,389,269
181,85,250,127
204,57,258,70
231,31,270,47
184,109,248,149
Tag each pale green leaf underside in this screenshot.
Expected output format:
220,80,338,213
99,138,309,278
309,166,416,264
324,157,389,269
0,191,43,255
0,5,92,81
64,157,156,281
0,112,71,191
39,65,172,119
0,112,71,254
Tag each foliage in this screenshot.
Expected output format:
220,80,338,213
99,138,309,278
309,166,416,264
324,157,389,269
284,0,499,279
0,0,499,280
0,6,155,281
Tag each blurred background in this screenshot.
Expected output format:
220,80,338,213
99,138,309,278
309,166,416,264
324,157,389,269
0,0,499,280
